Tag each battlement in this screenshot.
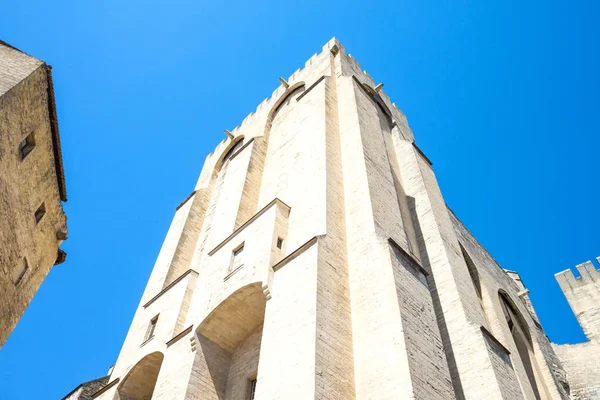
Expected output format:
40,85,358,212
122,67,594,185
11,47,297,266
222,37,342,137
218,37,406,140
555,257,600,292
556,257,600,343
196,37,413,192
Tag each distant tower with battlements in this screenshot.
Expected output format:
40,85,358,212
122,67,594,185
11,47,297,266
68,38,587,400
554,258,600,399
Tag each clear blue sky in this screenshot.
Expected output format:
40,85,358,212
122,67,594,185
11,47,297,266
1,0,599,398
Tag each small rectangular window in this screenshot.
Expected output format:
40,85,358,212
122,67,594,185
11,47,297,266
35,203,46,224
19,132,35,160
233,244,244,258
248,378,257,400
276,237,284,249
13,258,29,286
144,315,159,342
230,243,244,272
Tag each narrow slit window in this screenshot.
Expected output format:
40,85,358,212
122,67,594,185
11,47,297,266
230,243,244,273
248,378,257,400
144,315,159,342
35,203,46,224
19,132,36,160
276,237,284,249
13,258,29,286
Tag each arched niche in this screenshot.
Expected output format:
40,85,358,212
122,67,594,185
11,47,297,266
361,82,394,126
189,282,267,399
263,82,305,138
498,291,547,400
198,282,266,353
115,351,164,400
212,135,246,180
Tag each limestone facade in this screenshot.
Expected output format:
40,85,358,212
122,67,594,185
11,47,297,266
0,41,68,347
553,260,600,399
78,38,590,399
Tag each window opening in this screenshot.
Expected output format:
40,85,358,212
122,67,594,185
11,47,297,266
14,258,29,285
276,237,284,249
249,378,257,400
144,315,159,342
19,132,35,160
35,203,46,224
230,243,245,273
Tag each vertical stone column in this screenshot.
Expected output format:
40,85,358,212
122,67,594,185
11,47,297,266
254,244,319,399
313,70,356,399
337,74,412,399
164,191,210,287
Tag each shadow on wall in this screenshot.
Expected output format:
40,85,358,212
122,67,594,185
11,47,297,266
499,291,550,400
115,352,164,400
186,282,266,399
406,196,467,400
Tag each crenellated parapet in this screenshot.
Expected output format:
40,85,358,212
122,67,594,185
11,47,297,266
556,258,600,291
222,38,342,138
554,257,600,399
194,37,416,193
555,257,600,343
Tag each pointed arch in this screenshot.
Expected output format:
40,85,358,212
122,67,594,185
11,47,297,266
115,351,164,400
498,291,547,399
212,135,246,179
499,291,532,342
187,282,267,399
197,282,266,353
263,81,306,138
361,82,394,126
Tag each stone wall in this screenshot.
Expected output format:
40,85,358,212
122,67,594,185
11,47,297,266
0,42,67,347
451,210,570,399
554,258,600,399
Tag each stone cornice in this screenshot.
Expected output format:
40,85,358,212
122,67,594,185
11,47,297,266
208,198,291,256
143,269,198,309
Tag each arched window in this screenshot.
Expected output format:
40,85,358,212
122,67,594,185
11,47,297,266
499,292,546,400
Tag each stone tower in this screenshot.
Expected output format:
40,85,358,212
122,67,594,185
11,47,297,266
86,38,573,400
0,40,68,347
553,259,600,399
